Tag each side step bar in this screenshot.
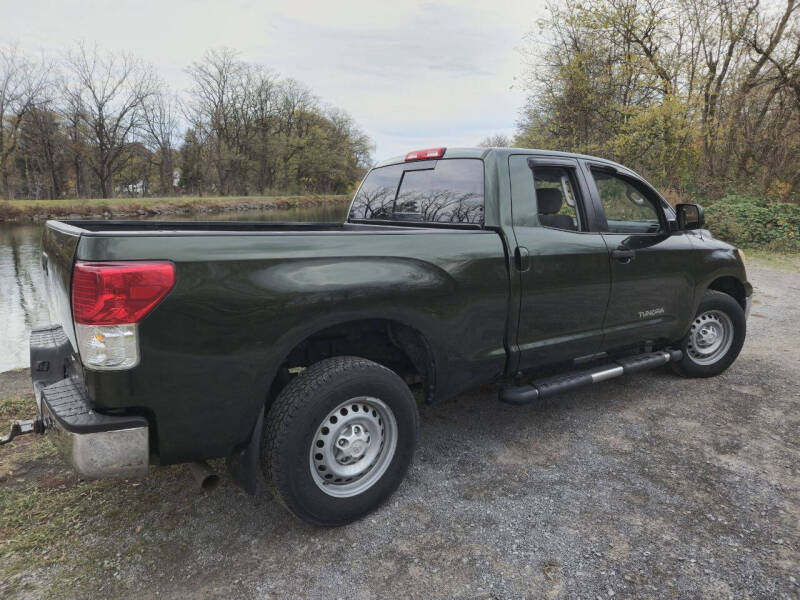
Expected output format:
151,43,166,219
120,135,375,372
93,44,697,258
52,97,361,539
499,349,683,405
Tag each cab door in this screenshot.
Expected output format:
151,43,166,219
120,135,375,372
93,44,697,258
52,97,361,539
582,162,696,350
509,155,611,372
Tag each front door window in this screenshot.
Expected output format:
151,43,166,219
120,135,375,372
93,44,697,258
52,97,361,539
591,170,663,234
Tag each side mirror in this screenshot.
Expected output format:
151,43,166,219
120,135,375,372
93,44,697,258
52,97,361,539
676,203,704,230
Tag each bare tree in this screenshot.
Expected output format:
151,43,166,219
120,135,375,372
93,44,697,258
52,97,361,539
0,45,48,199
63,43,155,198
142,82,180,194
61,87,88,198
246,67,281,194
21,106,66,199
276,78,315,190
184,48,245,195
477,133,512,147
3,44,371,199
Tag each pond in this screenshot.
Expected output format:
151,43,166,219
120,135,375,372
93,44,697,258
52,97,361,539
0,202,350,373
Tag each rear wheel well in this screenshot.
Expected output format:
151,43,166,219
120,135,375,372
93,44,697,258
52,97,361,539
269,319,436,406
707,276,746,310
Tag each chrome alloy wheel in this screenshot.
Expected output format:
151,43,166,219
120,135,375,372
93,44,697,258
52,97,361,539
309,397,398,498
686,310,734,365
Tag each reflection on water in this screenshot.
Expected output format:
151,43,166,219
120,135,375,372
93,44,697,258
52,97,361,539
0,223,51,373
0,203,349,372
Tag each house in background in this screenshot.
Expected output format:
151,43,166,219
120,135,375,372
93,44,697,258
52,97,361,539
119,180,146,196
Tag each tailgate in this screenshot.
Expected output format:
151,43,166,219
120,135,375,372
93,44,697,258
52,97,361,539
41,221,84,349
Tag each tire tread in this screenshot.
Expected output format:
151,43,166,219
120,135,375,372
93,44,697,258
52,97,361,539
262,356,416,525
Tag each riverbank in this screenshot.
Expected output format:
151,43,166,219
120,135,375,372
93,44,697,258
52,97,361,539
0,194,350,223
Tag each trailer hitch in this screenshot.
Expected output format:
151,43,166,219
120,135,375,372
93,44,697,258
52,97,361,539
0,418,45,445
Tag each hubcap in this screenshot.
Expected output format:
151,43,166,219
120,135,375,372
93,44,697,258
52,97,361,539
309,397,398,498
686,310,734,365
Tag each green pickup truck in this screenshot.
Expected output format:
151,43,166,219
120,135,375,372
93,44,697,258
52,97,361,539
17,147,751,526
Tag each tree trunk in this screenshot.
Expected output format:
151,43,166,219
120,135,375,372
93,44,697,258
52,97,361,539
73,155,83,198
156,148,172,195
1,167,11,200
47,152,60,200
99,169,111,199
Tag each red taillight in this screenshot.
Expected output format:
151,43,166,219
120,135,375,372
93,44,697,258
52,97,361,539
404,147,446,161
72,261,175,325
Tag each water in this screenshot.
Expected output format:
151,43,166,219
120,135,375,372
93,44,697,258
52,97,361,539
0,202,350,373
0,223,52,373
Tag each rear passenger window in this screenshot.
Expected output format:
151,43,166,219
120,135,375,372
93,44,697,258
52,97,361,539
591,170,663,233
350,159,484,224
533,167,582,231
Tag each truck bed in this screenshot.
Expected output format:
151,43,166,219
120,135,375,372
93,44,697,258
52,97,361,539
41,217,510,463
58,220,483,235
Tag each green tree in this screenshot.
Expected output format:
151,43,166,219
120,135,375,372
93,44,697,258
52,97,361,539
516,0,800,200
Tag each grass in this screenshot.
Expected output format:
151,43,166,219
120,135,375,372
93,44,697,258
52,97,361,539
0,194,350,222
0,465,192,597
0,395,30,421
740,249,800,271
0,378,209,597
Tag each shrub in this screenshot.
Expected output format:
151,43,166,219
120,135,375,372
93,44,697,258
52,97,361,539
703,195,800,253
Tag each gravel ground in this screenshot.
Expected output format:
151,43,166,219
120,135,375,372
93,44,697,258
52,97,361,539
1,257,799,599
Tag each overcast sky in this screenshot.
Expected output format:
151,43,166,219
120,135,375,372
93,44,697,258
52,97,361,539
1,0,547,161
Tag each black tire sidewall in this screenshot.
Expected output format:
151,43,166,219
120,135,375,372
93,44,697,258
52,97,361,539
675,291,746,377
267,358,417,526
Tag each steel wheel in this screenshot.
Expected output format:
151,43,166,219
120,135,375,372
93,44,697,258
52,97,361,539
309,396,398,498
686,310,734,365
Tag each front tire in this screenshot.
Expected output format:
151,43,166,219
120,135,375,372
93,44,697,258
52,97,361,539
672,290,746,378
263,356,418,526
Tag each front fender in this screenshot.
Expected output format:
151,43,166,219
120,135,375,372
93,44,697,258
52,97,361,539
688,239,751,319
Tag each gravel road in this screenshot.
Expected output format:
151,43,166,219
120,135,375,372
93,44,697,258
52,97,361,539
2,257,799,599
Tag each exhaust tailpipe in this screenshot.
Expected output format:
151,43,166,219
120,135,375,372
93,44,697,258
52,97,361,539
188,461,220,491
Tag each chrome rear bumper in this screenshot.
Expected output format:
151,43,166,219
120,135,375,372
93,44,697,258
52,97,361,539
31,325,149,479
40,396,149,479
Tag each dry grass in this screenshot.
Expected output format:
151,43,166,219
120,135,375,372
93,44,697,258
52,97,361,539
743,249,800,270
0,380,203,597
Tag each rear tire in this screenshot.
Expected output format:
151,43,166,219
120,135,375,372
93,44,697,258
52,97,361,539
263,356,418,526
672,290,746,378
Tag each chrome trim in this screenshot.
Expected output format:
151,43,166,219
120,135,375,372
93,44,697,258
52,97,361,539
591,365,624,383
42,401,149,479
